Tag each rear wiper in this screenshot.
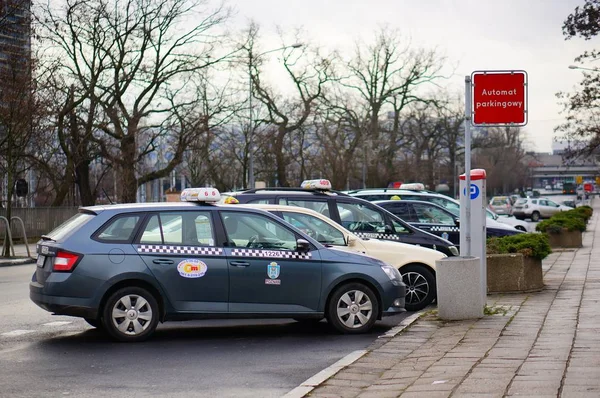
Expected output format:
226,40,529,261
40,235,55,241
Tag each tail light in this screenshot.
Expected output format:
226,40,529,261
53,251,81,272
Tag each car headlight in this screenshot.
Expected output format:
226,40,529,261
381,265,402,281
449,246,459,256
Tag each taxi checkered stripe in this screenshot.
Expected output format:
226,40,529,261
354,232,401,240
429,226,459,232
231,248,312,259
137,245,223,255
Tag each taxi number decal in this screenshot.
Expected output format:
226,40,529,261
177,259,208,278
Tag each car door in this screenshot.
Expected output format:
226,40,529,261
136,210,229,312
544,199,562,217
537,199,553,217
219,210,322,313
410,203,460,244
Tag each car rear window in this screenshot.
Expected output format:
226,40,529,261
515,199,527,205
43,212,95,241
491,198,508,206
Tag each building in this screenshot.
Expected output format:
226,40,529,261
526,141,600,188
0,0,30,65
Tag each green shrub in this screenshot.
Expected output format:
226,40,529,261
568,206,593,222
536,214,586,233
487,233,551,260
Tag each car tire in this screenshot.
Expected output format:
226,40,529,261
84,318,102,328
401,264,436,312
531,211,540,222
326,283,378,334
102,287,159,342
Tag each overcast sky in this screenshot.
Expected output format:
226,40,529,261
226,0,593,153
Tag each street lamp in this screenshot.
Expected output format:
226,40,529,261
247,43,303,189
568,64,600,72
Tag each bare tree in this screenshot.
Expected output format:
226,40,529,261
245,24,335,187
341,27,447,187
37,0,234,202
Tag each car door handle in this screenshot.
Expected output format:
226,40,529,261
230,261,250,267
153,259,174,265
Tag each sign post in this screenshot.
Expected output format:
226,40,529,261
462,70,527,302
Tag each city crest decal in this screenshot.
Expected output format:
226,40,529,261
266,261,281,285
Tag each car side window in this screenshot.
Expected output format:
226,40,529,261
221,211,297,250
278,198,330,216
336,202,386,233
139,211,215,246
281,211,346,246
413,204,454,225
247,198,271,204
384,203,417,222
390,219,411,234
531,200,538,205
96,215,142,242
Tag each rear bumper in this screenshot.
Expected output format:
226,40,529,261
30,278,98,319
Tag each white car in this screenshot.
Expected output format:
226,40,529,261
486,209,530,232
512,197,572,221
243,204,446,311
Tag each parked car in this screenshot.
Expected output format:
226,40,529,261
30,188,407,341
243,204,446,311
373,200,523,250
486,209,530,232
562,200,576,208
488,196,512,215
511,197,572,221
224,180,459,258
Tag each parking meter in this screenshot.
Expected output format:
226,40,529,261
459,169,487,300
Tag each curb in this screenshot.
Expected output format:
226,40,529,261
0,257,36,267
283,309,427,398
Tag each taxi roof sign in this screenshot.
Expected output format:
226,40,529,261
300,179,332,190
400,183,425,191
180,188,221,202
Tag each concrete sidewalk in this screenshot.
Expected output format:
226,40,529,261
302,204,600,397
0,243,36,266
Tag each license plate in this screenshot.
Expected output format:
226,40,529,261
36,255,45,268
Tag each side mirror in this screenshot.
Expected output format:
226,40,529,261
454,218,460,227
296,239,310,253
347,235,357,247
384,224,393,233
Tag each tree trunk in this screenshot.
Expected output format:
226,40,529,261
75,161,95,206
275,127,289,187
120,134,138,203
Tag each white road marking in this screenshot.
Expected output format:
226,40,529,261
42,321,72,327
1,330,35,337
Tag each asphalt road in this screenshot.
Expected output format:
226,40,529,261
0,264,410,398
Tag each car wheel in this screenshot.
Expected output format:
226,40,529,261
401,264,436,312
326,283,378,334
84,318,102,328
531,211,540,222
515,225,527,232
102,287,159,342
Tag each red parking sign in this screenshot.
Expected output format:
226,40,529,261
472,71,527,126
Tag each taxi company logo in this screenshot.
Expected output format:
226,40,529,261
267,261,280,279
177,259,208,278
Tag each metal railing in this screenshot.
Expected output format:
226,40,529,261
0,207,80,239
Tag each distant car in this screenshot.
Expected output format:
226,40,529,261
486,209,530,232
243,204,446,311
562,200,576,208
373,200,523,251
545,185,552,190
489,196,512,215
512,197,572,221
30,188,407,341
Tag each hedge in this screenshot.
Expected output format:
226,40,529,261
487,233,551,261
536,212,586,233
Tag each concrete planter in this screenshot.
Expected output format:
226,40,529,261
546,229,582,249
486,253,543,293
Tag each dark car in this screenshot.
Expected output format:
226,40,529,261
30,188,406,342
226,182,458,258
373,200,523,250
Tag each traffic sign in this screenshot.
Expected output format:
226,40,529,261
471,70,527,126
576,176,583,184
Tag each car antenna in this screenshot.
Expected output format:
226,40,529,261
102,188,114,205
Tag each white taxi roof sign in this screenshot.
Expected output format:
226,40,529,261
400,183,425,191
180,188,221,202
300,179,332,190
